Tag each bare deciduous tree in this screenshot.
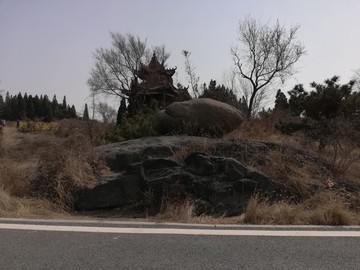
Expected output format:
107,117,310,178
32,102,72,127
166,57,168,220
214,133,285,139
87,33,170,100
353,69,360,91
145,45,170,66
231,16,305,118
182,50,200,98
96,102,117,124
222,69,268,116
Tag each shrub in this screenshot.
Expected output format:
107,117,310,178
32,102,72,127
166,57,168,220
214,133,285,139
199,79,246,112
30,133,106,209
104,111,157,142
275,119,310,135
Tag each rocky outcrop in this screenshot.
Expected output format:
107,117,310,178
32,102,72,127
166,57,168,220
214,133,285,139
152,98,243,137
75,136,277,216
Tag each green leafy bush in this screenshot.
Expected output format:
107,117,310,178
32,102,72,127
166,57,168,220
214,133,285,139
102,111,157,142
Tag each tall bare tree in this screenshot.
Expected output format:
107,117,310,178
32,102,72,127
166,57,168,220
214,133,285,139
231,16,305,118
146,45,170,66
87,33,169,100
353,69,360,91
96,102,117,124
222,68,267,116
182,50,200,98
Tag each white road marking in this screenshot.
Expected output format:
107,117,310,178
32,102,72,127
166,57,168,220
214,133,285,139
1,218,359,229
0,223,359,237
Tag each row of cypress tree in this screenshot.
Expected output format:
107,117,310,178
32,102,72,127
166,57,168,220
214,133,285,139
0,92,77,121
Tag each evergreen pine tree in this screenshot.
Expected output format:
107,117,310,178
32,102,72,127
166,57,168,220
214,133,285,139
62,96,67,108
18,92,27,119
33,95,40,118
70,105,77,118
274,89,289,111
44,102,54,122
28,100,35,119
116,98,127,125
83,103,89,120
0,95,5,118
10,96,19,120
62,96,68,118
52,95,59,119
4,92,13,120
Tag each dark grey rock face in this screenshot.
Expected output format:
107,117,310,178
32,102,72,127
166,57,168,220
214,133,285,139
75,136,277,216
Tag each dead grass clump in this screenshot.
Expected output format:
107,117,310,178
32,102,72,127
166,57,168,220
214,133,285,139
0,162,32,197
244,191,360,225
301,189,360,225
226,116,288,143
6,132,56,161
0,123,109,217
307,203,355,225
322,138,360,180
152,180,195,222
154,200,195,222
259,149,327,198
171,139,211,161
31,133,106,209
55,118,116,146
244,196,299,224
0,185,68,218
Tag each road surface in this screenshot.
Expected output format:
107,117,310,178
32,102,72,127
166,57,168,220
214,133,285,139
1,218,359,270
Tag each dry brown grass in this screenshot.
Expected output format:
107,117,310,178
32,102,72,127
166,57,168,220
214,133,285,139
31,133,106,209
0,126,39,198
0,121,107,217
154,200,195,222
150,191,360,225
0,126,3,158
224,116,360,225
0,161,32,197
322,139,360,181
244,191,360,225
152,199,245,224
1,118,360,225
160,116,360,225
171,138,211,161
55,118,116,146
0,185,69,218
225,114,293,144
258,149,327,198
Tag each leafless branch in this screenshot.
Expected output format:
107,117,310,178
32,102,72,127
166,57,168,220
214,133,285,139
231,16,305,118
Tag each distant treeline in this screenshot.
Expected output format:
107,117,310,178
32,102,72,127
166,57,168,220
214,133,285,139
0,92,77,121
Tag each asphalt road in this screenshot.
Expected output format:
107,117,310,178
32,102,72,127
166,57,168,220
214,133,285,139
0,218,359,270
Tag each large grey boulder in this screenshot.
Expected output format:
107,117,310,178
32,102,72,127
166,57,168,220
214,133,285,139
94,136,273,172
75,152,276,216
152,98,243,137
75,136,278,216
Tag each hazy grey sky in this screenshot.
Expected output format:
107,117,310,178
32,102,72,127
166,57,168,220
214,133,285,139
1,0,360,112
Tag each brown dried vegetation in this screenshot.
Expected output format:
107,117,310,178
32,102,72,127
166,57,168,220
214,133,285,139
0,120,107,217
1,116,360,225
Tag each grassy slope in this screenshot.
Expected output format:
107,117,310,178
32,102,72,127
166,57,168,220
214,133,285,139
0,123,69,218
0,119,359,224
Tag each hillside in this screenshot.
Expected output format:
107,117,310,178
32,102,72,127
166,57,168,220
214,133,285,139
0,119,360,224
